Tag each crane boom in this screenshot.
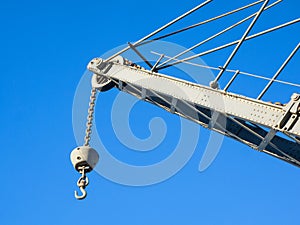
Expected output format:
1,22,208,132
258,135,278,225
88,57,300,167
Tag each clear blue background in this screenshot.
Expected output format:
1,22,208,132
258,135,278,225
1,0,299,224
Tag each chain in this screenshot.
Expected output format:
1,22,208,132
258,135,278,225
84,87,97,146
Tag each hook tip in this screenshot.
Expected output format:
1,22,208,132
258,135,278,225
74,188,87,200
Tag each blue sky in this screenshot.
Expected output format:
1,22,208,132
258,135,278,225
1,0,300,225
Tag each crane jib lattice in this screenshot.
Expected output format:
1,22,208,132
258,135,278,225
70,0,300,199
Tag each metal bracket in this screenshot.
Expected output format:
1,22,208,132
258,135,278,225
275,93,300,132
208,110,221,129
257,128,277,152
141,88,147,100
118,81,124,90
170,98,178,114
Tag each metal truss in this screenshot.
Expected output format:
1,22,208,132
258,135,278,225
88,58,300,167
85,0,299,167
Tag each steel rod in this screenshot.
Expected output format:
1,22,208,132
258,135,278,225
223,70,240,91
104,0,212,62
127,42,153,68
229,118,300,164
257,42,300,100
137,0,265,47
152,50,300,88
239,71,300,88
159,18,300,70
157,0,280,69
151,54,165,72
283,132,300,145
212,0,269,84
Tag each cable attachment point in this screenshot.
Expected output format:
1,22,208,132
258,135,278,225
74,166,90,200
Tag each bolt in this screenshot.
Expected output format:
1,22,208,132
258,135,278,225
210,80,219,89
291,93,300,101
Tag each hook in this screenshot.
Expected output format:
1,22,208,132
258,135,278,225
74,166,89,200
75,186,87,200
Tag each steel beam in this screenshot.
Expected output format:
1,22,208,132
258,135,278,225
88,57,300,167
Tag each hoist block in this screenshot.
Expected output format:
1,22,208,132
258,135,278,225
70,146,99,172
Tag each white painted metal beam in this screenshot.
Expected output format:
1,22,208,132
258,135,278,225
88,57,300,167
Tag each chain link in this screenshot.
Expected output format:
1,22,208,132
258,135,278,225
77,166,89,187
84,88,97,146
